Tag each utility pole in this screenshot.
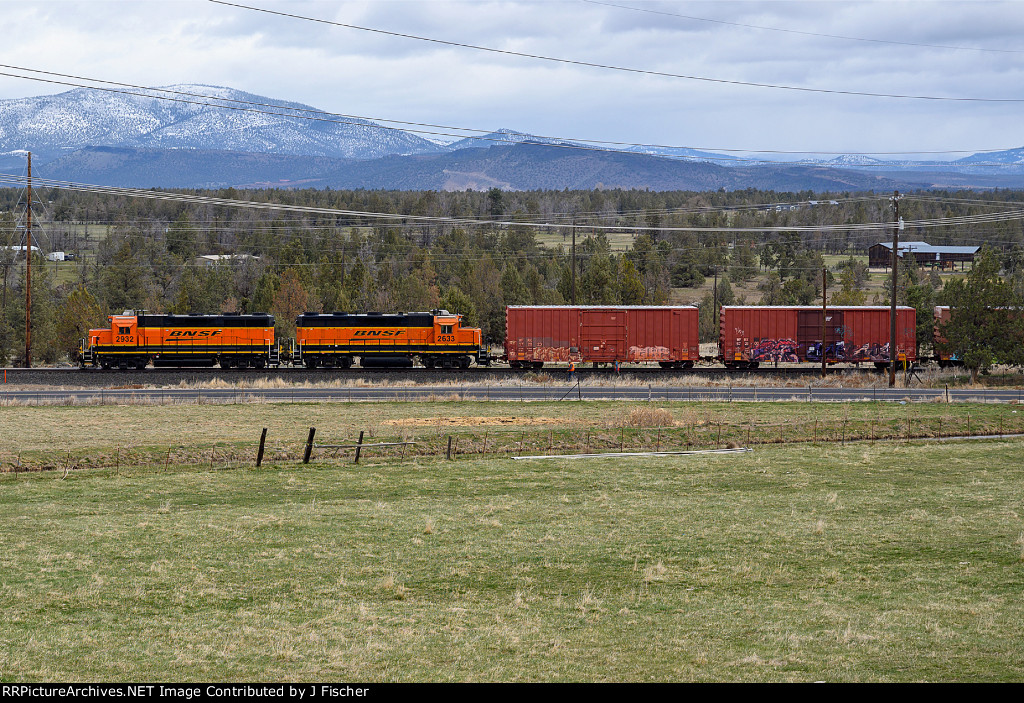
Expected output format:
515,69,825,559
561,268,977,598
571,217,576,305
821,266,827,379
713,266,719,322
24,151,31,369
888,190,902,388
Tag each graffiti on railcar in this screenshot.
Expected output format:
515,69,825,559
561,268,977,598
749,338,800,363
629,345,671,361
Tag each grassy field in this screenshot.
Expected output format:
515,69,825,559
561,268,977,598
2,401,1024,681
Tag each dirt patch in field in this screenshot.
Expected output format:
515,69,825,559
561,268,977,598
385,416,569,427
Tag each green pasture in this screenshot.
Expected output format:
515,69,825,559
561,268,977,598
1,401,1023,681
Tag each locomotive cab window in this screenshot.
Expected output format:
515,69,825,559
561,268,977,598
119,326,131,335
440,324,453,334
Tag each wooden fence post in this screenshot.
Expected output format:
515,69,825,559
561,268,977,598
256,428,267,467
446,435,453,461
302,427,316,464
354,431,365,464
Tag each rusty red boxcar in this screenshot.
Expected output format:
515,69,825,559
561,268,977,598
505,306,699,368
719,305,917,368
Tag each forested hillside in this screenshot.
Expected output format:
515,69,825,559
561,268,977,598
2,186,1023,364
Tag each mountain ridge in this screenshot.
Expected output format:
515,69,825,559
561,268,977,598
2,85,1023,191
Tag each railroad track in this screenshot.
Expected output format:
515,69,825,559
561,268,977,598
1,365,889,388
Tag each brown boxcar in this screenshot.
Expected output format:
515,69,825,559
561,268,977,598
505,306,699,368
719,305,917,368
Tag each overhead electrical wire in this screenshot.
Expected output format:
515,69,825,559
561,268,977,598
210,0,1024,103
3,172,1024,235
7,174,1023,232
0,63,1014,165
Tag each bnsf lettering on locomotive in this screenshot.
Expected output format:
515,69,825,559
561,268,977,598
168,330,222,337
353,330,403,337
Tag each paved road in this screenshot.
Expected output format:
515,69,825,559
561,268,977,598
2,384,1021,404
0,364,867,388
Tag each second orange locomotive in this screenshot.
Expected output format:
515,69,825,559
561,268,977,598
294,310,488,369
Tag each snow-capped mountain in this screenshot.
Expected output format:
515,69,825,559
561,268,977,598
822,154,888,167
955,146,1024,165
0,85,444,162
442,128,585,152
1,85,1023,191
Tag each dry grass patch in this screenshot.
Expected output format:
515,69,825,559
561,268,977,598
385,415,569,427
618,407,675,428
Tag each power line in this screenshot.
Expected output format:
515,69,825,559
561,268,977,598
211,0,1024,103
2,64,1016,163
3,172,1024,235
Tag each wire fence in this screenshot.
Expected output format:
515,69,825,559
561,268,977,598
3,408,1022,477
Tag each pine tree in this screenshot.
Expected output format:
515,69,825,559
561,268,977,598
938,248,1024,381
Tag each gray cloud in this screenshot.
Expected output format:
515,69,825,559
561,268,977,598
0,0,1020,157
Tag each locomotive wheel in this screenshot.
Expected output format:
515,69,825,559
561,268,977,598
221,358,233,369
253,359,266,369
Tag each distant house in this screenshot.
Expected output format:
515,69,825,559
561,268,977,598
46,251,66,261
193,254,260,268
1,245,41,260
868,241,979,270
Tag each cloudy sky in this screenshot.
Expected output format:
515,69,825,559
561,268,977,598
2,0,1022,160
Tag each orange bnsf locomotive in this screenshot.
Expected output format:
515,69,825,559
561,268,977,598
294,310,489,369
80,312,278,369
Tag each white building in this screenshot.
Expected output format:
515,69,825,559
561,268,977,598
192,254,260,268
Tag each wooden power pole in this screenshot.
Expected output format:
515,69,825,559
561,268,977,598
24,151,31,368
571,217,576,305
888,190,902,388
821,267,827,379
